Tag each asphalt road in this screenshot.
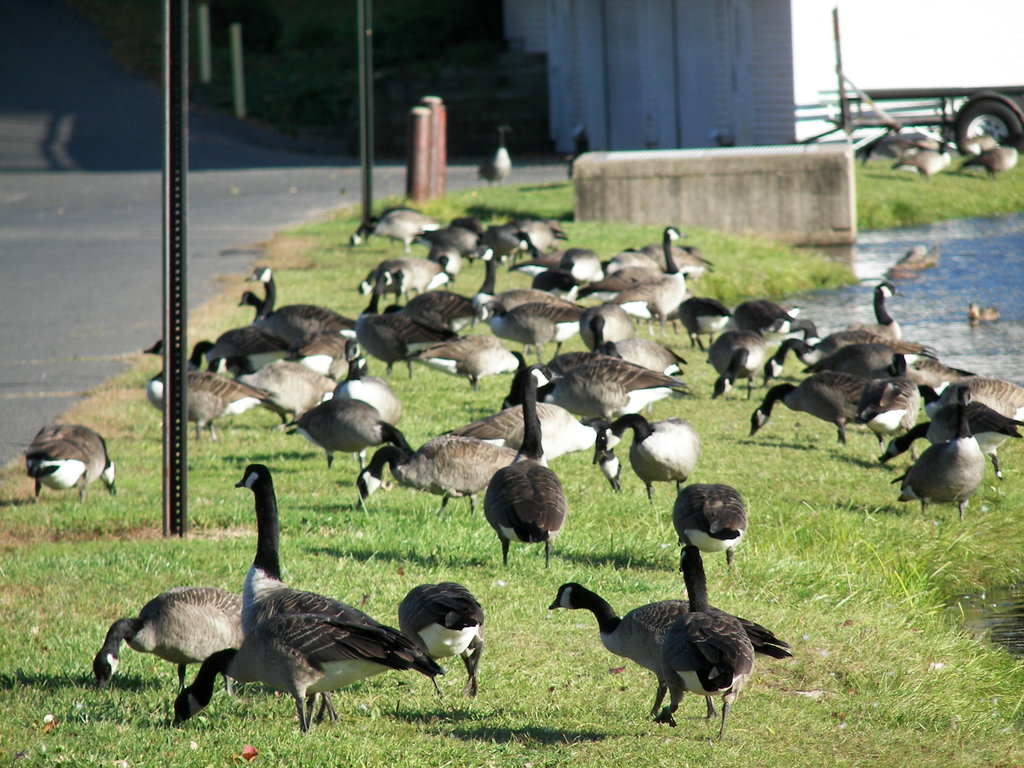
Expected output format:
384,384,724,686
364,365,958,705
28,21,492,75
0,0,566,471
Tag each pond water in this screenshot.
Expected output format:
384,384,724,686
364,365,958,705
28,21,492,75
788,212,1024,658
790,212,1024,386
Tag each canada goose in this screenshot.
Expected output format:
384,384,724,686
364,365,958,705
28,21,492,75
477,225,525,262
350,207,440,252
892,141,951,179
968,303,1000,324
417,221,482,256
398,582,485,697
847,281,901,340
173,613,442,732
604,249,662,275
205,324,290,374
448,400,611,461
529,268,579,300
359,257,450,299
355,276,457,377
484,366,568,567
708,330,767,399
479,125,512,183
428,247,462,282
481,300,584,361
601,338,687,376
510,250,562,278
579,305,635,350
612,226,688,333
143,339,213,370
886,243,940,280
638,234,712,276
401,289,476,332
577,267,656,303
410,335,520,390
750,371,868,444
472,248,572,311
244,266,356,343
655,546,755,738
288,397,410,468
549,583,789,720
289,332,354,379
147,370,270,441
25,424,115,502
729,299,799,340
896,388,986,520
357,434,517,513
558,247,603,283
854,354,920,448
679,296,732,351
764,330,933,381
881,399,1022,479
959,142,1019,179
93,586,242,690
232,463,440,725
673,483,747,567
510,218,567,253
934,376,1024,421
804,342,909,380
526,355,686,420
238,360,336,425
602,414,701,501
333,352,403,424
901,356,974,391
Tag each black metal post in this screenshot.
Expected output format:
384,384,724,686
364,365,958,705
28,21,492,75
162,0,189,537
358,0,374,227
833,7,850,135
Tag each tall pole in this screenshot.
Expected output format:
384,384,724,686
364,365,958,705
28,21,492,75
162,0,189,537
358,0,374,227
833,7,849,135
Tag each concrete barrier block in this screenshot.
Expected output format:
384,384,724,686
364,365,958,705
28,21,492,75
573,144,856,246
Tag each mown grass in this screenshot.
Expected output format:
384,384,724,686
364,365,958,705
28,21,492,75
2,184,1023,767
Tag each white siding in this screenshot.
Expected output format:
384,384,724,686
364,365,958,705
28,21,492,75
503,0,550,53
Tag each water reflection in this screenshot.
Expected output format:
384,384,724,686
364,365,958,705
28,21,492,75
792,213,1024,385
952,584,1024,658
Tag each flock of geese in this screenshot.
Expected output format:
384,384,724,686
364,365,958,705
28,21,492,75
25,210,1024,737
864,132,1022,181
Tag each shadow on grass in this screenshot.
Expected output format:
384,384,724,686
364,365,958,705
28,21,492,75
446,724,606,745
310,544,492,569
0,669,163,692
557,548,667,571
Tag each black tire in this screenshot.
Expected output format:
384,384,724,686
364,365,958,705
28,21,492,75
954,98,1024,152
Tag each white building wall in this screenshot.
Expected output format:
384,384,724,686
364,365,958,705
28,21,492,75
503,0,550,53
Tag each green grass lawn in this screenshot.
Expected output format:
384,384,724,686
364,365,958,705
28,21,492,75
2,181,1023,767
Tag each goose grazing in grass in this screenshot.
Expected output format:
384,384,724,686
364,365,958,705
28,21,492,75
612,226,688,334
356,434,517,513
205,324,291,375
147,370,271,442
729,299,798,341
579,304,636,350
484,366,568,567
854,354,920,449
410,335,521,390
93,587,242,691
958,141,1019,179
398,582,485,697
549,583,789,721
333,351,403,425
892,141,951,180
708,330,766,399
933,376,1024,421
764,330,933,381
479,125,512,183
350,207,440,252
896,387,986,520
848,281,901,340
881,399,1022,479
244,266,356,343
288,332,354,379
400,289,476,332
480,299,584,362
228,464,442,728
25,423,115,502
673,483,747,568
237,360,336,425
655,546,756,739
288,397,410,469
173,613,442,733
597,414,701,501
750,371,867,444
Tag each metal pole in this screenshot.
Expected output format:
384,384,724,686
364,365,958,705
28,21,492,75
422,95,447,199
358,0,374,225
230,22,246,119
162,0,189,537
197,3,212,84
833,7,850,135
407,106,431,201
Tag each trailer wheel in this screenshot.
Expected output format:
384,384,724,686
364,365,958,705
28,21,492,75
955,98,1024,152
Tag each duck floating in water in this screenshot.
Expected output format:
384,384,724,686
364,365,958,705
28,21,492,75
968,303,999,325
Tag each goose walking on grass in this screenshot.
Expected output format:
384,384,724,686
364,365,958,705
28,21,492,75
612,226,688,334
356,434,517,514
549,583,789,721
147,370,271,442
484,366,568,567
708,330,766,399
750,371,867,444
350,207,440,252
399,582,485,697
244,266,356,343
410,335,521,390
854,354,920,449
896,388,986,520
93,587,242,691
288,397,409,470
679,296,732,351
25,423,115,502
655,546,755,739
673,483,747,568
479,125,512,183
